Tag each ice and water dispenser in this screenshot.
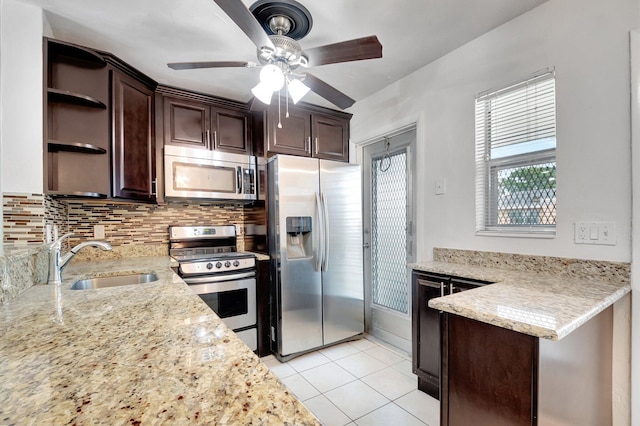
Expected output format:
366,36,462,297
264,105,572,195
285,216,312,259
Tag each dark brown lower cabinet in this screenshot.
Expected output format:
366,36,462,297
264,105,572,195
412,271,492,400
440,307,614,426
441,314,538,426
256,259,271,357
412,273,446,398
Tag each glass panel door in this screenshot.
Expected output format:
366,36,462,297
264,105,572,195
371,150,408,313
363,127,416,347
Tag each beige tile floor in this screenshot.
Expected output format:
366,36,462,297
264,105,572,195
260,336,440,426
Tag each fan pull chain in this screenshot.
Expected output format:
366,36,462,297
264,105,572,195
285,85,290,118
277,89,282,129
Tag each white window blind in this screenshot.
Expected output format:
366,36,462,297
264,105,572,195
475,70,556,234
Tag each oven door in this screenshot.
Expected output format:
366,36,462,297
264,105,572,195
183,271,256,330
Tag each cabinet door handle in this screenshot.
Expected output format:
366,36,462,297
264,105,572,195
213,130,217,148
306,137,311,154
205,130,210,149
440,282,444,297
151,178,157,196
450,284,456,294
314,137,319,155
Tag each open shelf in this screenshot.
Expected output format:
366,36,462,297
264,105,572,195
47,140,107,154
48,39,106,68
48,88,106,108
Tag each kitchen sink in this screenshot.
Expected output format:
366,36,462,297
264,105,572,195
70,273,159,290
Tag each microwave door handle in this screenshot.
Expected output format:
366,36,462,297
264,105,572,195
237,166,242,194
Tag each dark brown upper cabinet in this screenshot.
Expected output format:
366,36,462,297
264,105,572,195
263,100,351,162
163,97,209,149
267,106,311,157
312,113,349,161
111,69,155,202
43,37,157,202
161,91,251,155
44,38,110,199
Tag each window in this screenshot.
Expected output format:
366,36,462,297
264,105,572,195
475,70,556,235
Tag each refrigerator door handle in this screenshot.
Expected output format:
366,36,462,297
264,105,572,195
315,191,324,272
321,191,330,272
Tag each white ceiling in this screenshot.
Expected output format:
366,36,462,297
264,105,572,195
18,0,547,109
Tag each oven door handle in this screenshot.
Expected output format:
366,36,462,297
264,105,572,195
182,271,255,284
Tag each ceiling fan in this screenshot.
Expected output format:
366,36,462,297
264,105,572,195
167,0,383,110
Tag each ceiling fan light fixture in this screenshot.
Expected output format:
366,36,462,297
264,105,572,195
288,77,310,104
259,64,285,91
251,80,274,104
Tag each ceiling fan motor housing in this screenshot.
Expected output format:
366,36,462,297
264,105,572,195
257,35,308,69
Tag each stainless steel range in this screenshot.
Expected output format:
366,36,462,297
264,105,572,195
170,225,257,351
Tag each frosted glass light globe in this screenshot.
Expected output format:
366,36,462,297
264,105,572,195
259,64,285,91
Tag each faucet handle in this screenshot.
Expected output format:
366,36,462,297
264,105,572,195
50,233,74,249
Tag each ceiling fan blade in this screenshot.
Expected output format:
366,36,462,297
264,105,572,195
212,0,275,50
303,73,355,110
168,61,250,70
304,35,382,67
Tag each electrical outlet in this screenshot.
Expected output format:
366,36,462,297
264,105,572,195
94,224,105,239
575,223,588,243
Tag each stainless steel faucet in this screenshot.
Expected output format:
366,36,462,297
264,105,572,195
48,233,112,285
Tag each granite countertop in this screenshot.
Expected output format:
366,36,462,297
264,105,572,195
248,252,270,262
0,256,319,425
409,261,631,341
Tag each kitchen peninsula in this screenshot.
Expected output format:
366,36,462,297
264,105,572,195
410,250,631,426
0,255,319,425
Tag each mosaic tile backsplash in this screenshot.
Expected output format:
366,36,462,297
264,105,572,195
3,193,46,244
1,193,268,301
3,193,266,252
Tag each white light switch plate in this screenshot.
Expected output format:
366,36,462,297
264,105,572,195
574,222,615,245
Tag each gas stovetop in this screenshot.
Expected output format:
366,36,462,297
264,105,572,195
169,225,256,275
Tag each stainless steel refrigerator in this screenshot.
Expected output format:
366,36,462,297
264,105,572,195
268,154,364,360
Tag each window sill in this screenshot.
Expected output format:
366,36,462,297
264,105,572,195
476,229,556,239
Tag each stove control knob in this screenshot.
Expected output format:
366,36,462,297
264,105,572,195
224,261,231,268
233,260,240,267
215,262,222,269
206,262,213,270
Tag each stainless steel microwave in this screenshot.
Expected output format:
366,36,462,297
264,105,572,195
164,145,257,201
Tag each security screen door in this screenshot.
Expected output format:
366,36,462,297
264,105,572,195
363,127,416,344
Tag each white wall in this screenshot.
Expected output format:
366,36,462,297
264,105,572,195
0,0,45,195
351,0,637,264
628,9,640,426
350,0,637,423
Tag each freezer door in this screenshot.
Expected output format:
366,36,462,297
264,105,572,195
320,159,365,345
272,155,324,356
